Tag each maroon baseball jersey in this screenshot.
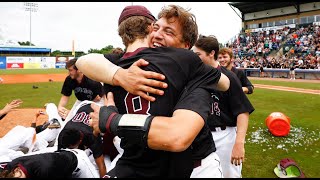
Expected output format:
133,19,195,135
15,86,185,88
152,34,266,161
104,47,222,178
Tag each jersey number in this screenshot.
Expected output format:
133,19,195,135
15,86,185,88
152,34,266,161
125,93,150,115
72,112,90,126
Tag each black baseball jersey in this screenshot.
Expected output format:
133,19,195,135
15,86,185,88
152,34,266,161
58,104,103,159
61,75,103,101
172,87,216,162
231,66,254,94
2,150,77,178
104,47,222,177
207,66,255,129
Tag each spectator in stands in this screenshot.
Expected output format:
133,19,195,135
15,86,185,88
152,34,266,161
0,99,23,120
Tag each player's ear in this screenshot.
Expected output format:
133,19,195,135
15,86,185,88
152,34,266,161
210,50,215,59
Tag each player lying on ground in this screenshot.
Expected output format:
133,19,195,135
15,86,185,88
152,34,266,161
0,148,99,178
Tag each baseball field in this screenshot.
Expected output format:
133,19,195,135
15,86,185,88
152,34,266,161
0,68,319,178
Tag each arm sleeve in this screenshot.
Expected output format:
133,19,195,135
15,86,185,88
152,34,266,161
237,69,254,94
173,88,212,122
61,77,73,96
228,73,255,117
90,80,104,97
0,113,7,120
89,135,104,159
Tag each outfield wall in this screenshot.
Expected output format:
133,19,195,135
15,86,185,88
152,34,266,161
243,68,320,80
0,56,74,70
1,56,319,80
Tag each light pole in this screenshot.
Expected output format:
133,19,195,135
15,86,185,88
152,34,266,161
24,2,38,46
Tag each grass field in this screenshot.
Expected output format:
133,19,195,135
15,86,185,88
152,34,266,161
250,79,320,90
0,68,67,75
0,69,319,177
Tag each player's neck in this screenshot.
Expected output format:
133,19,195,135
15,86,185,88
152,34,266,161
126,38,149,53
212,59,219,68
226,64,232,71
76,73,84,83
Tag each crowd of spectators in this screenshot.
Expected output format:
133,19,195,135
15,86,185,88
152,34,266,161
227,24,320,70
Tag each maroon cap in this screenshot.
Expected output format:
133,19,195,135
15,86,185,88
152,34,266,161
118,5,156,26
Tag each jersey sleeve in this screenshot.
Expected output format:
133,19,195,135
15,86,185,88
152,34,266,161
90,80,104,97
149,48,222,93
61,76,73,96
227,72,255,117
89,135,103,159
237,69,254,93
173,87,212,122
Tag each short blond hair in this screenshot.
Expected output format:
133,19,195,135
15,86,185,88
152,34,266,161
218,48,233,59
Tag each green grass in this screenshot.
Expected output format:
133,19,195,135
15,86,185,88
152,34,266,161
243,88,320,178
251,79,320,90
0,68,67,75
0,80,319,177
0,82,76,109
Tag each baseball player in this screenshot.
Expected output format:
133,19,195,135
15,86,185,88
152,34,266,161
0,148,99,178
192,35,255,178
77,5,229,178
0,105,63,156
57,100,107,177
57,58,105,122
218,47,255,94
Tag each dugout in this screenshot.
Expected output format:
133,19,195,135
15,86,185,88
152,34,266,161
0,46,51,57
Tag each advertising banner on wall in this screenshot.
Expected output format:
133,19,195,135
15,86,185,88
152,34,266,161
6,56,27,64
40,57,56,69
5,56,57,69
0,56,6,69
24,63,42,69
55,56,69,69
7,63,24,69
24,57,56,69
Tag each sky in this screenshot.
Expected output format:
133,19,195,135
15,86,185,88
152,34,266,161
0,2,242,53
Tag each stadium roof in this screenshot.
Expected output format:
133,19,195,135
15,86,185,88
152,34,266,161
229,1,316,14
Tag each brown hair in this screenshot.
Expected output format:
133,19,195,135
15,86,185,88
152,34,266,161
0,169,16,178
194,35,219,60
218,47,234,59
158,5,198,49
111,47,124,55
118,16,154,47
65,58,78,70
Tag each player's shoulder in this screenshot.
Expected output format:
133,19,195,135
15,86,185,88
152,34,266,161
221,67,242,85
142,47,197,58
232,66,244,74
104,53,123,63
65,75,72,81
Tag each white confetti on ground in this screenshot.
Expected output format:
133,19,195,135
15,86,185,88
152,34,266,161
246,124,320,153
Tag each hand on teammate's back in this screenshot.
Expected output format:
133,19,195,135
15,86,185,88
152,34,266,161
113,59,168,102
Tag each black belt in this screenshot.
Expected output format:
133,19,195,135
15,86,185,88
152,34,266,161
210,126,226,131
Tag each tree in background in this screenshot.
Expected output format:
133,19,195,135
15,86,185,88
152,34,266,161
88,45,114,54
18,41,35,46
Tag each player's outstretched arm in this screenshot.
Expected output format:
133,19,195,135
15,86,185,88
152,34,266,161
0,99,23,119
76,54,168,102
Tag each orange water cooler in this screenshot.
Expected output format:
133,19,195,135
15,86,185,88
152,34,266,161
265,112,291,137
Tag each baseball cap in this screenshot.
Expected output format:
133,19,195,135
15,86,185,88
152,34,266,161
118,5,156,26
